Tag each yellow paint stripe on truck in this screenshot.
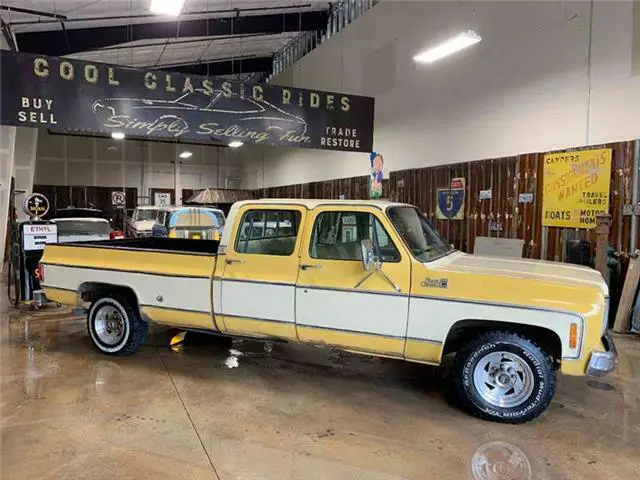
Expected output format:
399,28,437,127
44,287,77,306
41,244,216,279
141,306,215,330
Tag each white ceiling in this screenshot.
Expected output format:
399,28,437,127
0,0,330,74
1,1,330,33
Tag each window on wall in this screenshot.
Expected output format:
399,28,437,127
235,209,302,256
310,211,400,262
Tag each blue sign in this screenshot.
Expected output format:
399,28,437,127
437,187,465,220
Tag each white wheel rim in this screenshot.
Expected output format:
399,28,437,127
89,299,131,352
94,304,126,346
472,350,535,408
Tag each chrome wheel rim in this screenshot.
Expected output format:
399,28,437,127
94,305,126,346
472,350,535,408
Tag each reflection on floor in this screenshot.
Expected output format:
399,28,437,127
1,303,639,480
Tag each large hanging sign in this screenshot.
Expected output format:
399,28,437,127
542,148,612,228
0,51,374,152
436,178,465,220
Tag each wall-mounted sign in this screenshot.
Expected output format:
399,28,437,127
542,148,612,228
488,221,503,232
111,191,126,206
22,223,57,251
0,51,374,152
518,193,534,204
22,193,49,218
479,189,492,200
436,177,465,220
369,152,384,199
154,193,171,206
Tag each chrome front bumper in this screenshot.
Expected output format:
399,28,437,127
586,332,618,377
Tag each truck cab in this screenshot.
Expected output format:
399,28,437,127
40,199,616,424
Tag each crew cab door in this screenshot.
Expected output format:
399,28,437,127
295,207,411,357
217,205,306,341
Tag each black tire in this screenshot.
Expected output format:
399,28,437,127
453,331,556,424
87,293,147,356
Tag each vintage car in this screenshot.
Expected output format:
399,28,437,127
151,206,224,241
39,199,616,424
126,205,160,238
53,207,124,242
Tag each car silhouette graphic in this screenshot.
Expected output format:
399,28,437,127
91,89,308,139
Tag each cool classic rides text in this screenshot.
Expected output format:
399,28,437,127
32,57,351,112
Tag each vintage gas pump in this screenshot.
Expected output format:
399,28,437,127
8,193,58,308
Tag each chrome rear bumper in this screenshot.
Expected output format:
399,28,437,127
586,332,618,377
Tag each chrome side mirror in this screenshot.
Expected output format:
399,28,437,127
360,239,378,272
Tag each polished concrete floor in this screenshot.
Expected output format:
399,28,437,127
1,302,639,480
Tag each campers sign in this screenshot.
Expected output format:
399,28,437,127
0,51,374,152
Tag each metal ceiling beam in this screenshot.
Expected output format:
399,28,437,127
166,56,273,77
15,11,328,57
6,4,312,26
1,18,17,51
0,5,67,20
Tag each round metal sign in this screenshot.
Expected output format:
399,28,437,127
22,193,50,219
111,191,126,206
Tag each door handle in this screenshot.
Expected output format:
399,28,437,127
225,258,245,265
300,263,322,270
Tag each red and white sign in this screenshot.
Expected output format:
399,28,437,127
23,224,58,251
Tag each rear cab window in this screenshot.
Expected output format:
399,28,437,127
234,209,302,256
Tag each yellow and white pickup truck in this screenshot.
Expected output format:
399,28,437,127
40,199,616,423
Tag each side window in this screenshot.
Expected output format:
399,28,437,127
235,209,302,256
310,211,400,262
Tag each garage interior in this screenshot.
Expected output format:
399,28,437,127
1,1,640,479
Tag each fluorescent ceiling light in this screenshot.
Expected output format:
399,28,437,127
150,0,186,16
179,150,193,159
228,141,244,148
413,30,482,64
111,132,125,140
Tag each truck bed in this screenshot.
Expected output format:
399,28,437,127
41,238,219,331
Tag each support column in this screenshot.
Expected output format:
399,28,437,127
0,126,17,264
14,127,39,222
174,159,182,205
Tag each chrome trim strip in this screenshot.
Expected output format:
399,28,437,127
39,284,75,292
296,322,405,339
41,262,211,279
223,314,293,325
140,304,210,315
405,337,443,345
297,284,407,297
216,277,295,287
46,241,217,256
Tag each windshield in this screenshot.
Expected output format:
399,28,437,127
56,220,110,236
134,209,158,221
387,207,453,262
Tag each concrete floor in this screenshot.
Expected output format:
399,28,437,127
1,303,639,480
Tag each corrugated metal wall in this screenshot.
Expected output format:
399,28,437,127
257,140,638,261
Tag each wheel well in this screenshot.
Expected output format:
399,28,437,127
79,282,138,308
442,319,563,362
